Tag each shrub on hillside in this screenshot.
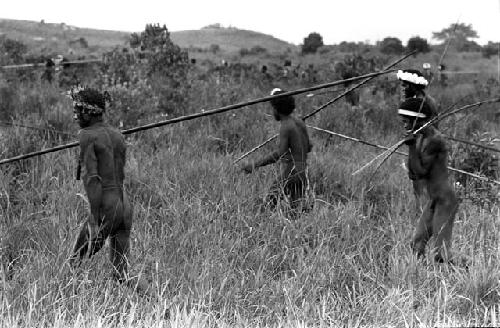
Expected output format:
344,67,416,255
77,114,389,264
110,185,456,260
209,44,220,54
0,36,27,65
406,36,430,54
129,24,191,116
302,32,324,54
378,37,404,55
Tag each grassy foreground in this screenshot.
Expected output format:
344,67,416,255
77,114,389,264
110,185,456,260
0,52,499,326
1,111,499,327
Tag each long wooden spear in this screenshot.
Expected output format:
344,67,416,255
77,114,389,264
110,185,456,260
352,97,500,178
309,125,500,186
0,69,403,166
233,51,416,164
0,59,102,70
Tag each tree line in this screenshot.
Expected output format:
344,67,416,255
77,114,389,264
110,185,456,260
301,23,498,56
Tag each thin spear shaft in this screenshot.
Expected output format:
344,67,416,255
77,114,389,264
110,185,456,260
352,97,500,176
1,59,101,70
309,125,500,186
235,51,416,164
0,70,400,166
303,51,416,120
444,135,500,153
234,134,277,164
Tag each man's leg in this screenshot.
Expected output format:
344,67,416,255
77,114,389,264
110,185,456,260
411,201,434,258
109,228,130,282
412,179,426,215
285,173,306,214
71,220,107,263
109,192,133,282
432,200,458,263
265,179,283,211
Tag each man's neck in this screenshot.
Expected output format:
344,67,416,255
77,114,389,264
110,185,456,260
88,117,104,126
279,114,292,122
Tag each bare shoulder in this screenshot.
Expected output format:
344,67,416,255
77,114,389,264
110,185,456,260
280,118,295,133
107,126,125,141
293,116,306,127
79,128,98,145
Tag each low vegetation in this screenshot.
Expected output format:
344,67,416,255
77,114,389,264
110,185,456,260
0,21,499,327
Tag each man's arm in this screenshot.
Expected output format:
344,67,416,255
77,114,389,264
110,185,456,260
243,125,290,173
407,137,445,178
81,135,102,225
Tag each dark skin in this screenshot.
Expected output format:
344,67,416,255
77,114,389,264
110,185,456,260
242,107,312,212
400,81,439,213
242,107,312,174
71,107,133,282
402,116,458,262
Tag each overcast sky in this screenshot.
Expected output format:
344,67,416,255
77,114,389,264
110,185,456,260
2,0,499,45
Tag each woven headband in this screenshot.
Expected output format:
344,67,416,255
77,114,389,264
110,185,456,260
398,109,427,118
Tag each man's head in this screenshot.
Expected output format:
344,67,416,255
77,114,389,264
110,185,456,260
397,69,428,98
270,88,295,121
398,98,433,133
68,86,108,128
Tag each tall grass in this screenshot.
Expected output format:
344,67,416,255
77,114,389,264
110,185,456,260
1,52,499,327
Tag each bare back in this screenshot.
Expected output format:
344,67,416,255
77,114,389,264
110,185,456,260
279,116,311,175
79,122,126,192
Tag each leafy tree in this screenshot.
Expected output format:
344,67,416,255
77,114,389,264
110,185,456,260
302,32,324,54
482,41,500,59
129,24,190,115
432,23,479,51
378,37,404,55
406,36,430,54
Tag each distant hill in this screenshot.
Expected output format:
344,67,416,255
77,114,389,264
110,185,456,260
171,27,296,53
0,18,129,55
0,18,295,55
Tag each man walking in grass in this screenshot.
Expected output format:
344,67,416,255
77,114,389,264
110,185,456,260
69,86,133,282
242,88,312,216
399,98,458,263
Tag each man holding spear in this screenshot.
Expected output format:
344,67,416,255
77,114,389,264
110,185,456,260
399,98,458,263
241,88,312,215
397,69,439,213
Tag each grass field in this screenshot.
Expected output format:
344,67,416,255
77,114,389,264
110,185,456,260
1,22,500,327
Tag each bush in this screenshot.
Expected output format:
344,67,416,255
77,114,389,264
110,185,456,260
482,42,500,58
378,37,404,55
406,36,430,54
302,32,324,54
0,36,27,65
209,44,220,54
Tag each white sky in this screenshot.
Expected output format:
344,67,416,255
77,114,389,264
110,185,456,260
1,0,499,45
